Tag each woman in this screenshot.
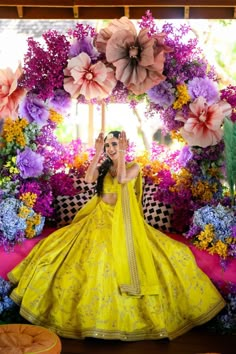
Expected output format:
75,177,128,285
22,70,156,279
8,130,225,341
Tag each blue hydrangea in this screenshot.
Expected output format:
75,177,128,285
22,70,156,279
0,196,45,249
0,277,15,315
193,204,236,242
0,197,26,241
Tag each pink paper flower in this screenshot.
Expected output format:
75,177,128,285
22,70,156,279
175,96,232,148
0,63,26,119
95,16,171,95
63,52,116,100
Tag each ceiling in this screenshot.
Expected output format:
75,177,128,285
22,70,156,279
0,1,235,20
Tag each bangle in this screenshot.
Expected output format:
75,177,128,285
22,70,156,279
119,149,126,153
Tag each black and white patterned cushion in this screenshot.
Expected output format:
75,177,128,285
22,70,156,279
54,177,96,227
70,174,96,193
142,184,173,232
54,176,173,231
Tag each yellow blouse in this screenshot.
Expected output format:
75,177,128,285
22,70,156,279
103,173,118,194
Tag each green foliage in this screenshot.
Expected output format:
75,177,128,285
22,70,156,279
223,118,236,205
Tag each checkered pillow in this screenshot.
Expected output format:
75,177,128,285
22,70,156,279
54,177,96,227
142,183,173,232
70,174,96,193
54,176,173,231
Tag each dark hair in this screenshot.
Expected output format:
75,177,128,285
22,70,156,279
96,131,120,196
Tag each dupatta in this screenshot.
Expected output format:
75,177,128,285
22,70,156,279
112,170,160,296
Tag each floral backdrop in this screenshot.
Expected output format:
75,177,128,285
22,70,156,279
0,11,236,332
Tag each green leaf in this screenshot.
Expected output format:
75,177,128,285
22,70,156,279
223,118,236,205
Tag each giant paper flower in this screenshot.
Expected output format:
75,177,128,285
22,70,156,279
19,93,49,127
0,63,25,119
95,16,171,95
16,147,44,179
175,96,232,148
63,52,117,100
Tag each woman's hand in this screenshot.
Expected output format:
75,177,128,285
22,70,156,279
95,132,104,156
118,131,129,152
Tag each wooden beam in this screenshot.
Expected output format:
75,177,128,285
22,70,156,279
124,6,130,18
17,5,23,17
184,6,189,18
73,5,79,18
0,1,235,19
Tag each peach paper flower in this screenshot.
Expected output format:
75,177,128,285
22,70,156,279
63,52,117,100
175,96,232,148
95,16,171,95
0,63,25,119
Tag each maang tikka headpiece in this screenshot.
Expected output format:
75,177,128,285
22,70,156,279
106,133,114,139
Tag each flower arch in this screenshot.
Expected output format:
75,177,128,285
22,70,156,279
0,10,236,259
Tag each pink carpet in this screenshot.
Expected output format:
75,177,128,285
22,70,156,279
1,227,235,292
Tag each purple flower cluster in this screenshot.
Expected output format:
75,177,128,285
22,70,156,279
151,141,225,233
140,11,220,134
147,81,175,108
49,172,77,197
19,93,49,127
16,147,44,179
20,30,70,100
18,180,54,217
220,85,236,122
187,77,219,104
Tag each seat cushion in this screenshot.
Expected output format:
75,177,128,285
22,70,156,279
0,324,61,354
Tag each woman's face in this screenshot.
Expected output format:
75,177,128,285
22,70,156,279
104,136,119,161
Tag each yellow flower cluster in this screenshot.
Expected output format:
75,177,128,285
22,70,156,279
4,157,19,174
194,224,214,250
70,151,89,169
18,205,31,219
135,152,170,184
170,130,185,143
173,84,191,110
19,192,37,208
25,214,42,239
2,117,28,147
134,151,150,170
170,168,192,192
208,240,228,259
194,225,236,259
49,109,64,124
208,166,221,178
191,180,217,202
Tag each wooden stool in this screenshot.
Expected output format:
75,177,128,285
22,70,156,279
0,323,61,354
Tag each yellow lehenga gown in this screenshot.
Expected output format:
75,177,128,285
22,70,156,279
8,168,225,341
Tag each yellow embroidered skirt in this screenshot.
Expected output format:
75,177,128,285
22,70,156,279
8,200,225,341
